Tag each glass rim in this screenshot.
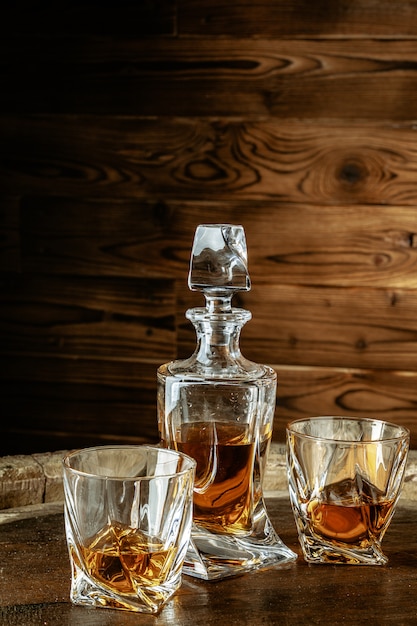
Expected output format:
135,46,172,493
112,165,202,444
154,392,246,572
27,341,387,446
62,444,196,481
286,415,410,443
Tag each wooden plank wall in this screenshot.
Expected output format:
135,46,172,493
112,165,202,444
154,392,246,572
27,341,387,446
1,1,417,454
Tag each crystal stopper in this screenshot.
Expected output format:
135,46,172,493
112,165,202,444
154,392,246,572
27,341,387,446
188,224,251,294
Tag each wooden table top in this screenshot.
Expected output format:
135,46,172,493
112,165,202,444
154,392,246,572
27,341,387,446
1,495,416,625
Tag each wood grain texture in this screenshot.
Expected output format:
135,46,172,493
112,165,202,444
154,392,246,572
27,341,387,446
272,366,417,446
5,353,417,450
1,1,417,453
178,0,417,37
0,357,160,456
0,274,176,359
178,283,417,371
1,498,417,624
0,273,173,454
3,119,417,206
16,198,417,286
4,0,417,39
2,39,417,118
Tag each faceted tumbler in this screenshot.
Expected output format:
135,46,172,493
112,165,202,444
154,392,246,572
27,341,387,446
287,416,409,565
62,445,195,614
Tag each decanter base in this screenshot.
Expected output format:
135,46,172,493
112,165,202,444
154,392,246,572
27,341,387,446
183,504,297,581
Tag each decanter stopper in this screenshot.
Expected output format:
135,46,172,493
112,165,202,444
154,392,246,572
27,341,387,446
189,224,250,295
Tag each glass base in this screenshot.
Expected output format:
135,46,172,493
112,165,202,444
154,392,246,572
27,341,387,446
69,561,181,614
299,535,388,565
183,500,297,580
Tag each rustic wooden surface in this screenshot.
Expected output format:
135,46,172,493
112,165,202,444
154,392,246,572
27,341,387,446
3,40,417,118
1,496,417,625
2,1,417,455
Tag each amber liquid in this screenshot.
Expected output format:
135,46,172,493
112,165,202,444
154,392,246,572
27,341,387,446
307,477,394,546
175,421,255,535
79,522,176,594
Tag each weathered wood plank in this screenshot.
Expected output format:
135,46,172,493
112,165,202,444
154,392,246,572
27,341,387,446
0,274,176,360
2,355,417,451
1,354,160,388
179,283,417,372
178,0,417,37
17,198,417,288
0,357,161,455
2,39,417,117
272,365,417,445
243,284,417,373
0,455,45,509
3,427,159,458
0,375,158,455
18,197,190,278
2,119,417,204
0,451,65,509
1,378,157,434
6,0,417,39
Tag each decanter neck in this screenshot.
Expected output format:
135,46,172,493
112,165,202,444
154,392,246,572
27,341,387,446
186,306,251,369
205,293,233,314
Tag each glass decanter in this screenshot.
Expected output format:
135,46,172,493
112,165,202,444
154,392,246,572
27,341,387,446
157,224,297,580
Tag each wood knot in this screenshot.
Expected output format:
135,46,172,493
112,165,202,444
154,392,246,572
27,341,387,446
185,157,228,182
388,291,399,306
289,335,298,347
338,160,368,186
355,338,367,351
